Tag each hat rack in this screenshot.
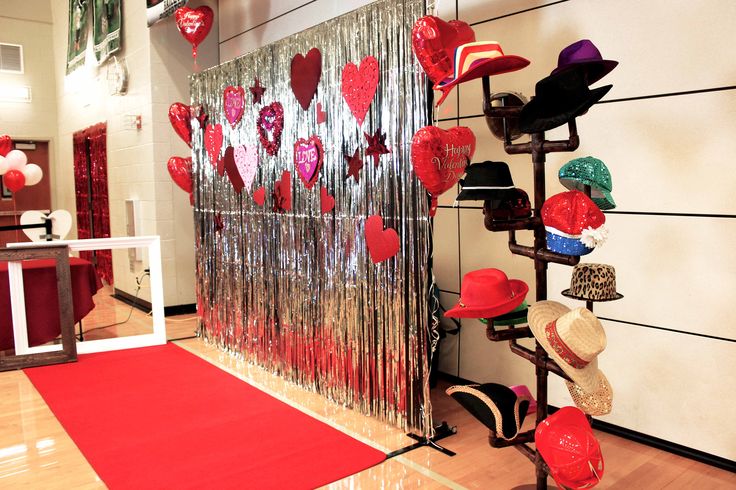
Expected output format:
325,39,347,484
477,75,595,490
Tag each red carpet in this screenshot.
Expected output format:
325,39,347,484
24,343,386,489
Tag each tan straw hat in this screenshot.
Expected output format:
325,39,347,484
528,301,606,392
566,371,613,416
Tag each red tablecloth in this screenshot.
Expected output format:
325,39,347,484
0,257,103,350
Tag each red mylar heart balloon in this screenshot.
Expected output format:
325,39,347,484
365,215,400,264
411,125,476,216
174,6,214,60
167,156,193,193
411,16,475,85
0,135,12,157
168,103,193,147
4,169,26,192
291,48,322,111
341,56,379,127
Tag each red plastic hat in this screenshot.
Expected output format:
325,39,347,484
445,268,528,319
536,406,605,489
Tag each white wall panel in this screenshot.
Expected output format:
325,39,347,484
432,208,460,292
219,0,309,42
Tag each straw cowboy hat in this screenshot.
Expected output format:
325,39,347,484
528,301,607,392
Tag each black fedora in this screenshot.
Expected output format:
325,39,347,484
446,383,531,440
455,161,516,202
519,69,612,134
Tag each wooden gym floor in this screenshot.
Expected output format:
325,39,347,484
1,288,734,489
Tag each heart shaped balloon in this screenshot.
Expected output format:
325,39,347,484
20,210,72,241
169,102,193,147
0,135,12,157
174,6,214,60
223,86,245,127
341,56,379,127
411,16,475,85
290,48,322,111
257,102,284,156
167,156,193,193
411,125,476,216
294,135,323,189
365,215,400,264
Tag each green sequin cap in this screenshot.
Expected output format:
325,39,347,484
558,156,616,210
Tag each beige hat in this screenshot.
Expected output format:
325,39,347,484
566,371,613,416
528,301,606,392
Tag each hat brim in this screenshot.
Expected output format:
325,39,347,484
528,301,604,392
455,187,517,202
551,60,619,85
560,178,616,210
445,279,528,319
435,55,530,91
446,383,530,440
565,370,613,416
519,84,612,134
546,233,594,256
561,289,624,302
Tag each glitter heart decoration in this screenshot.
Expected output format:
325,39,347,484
223,86,245,127
235,144,259,191
257,102,284,156
341,56,379,127
205,123,223,170
294,135,323,189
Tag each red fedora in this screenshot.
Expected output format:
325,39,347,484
536,406,605,489
445,268,528,319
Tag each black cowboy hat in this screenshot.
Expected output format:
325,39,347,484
455,161,516,202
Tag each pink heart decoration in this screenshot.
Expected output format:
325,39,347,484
223,86,245,127
341,56,380,127
320,187,335,214
257,102,284,156
290,48,322,111
235,144,259,191
294,135,323,189
205,123,223,169
253,187,266,206
365,215,400,263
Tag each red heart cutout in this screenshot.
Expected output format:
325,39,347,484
341,56,379,127
205,123,223,170
174,6,214,59
168,103,193,147
290,48,322,111
253,187,266,206
294,135,324,189
411,16,476,85
257,102,284,156
410,126,476,216
223,146,245,193
365,215,400,263
223,86,246,127
272,170,292,212
0,135,12,157
167,156,193,193
316,102,327,124
320,186,335,214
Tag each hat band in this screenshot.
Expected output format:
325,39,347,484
460,185,515,190
544,320,589,369
458,289,515,308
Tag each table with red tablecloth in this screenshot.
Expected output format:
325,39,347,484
0,257,103,351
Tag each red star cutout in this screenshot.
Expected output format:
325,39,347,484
364,129,390,167
344,148,364,183
249,78,266,104
214,212,224,232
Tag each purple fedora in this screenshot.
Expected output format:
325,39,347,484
551,39,618,85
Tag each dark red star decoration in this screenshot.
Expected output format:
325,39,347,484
214,212,224,232
364,128,390,167
344,148,364,183
249,78,266,104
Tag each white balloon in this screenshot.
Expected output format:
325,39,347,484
4,149,27,170
21,163,43,186
0,156,8,176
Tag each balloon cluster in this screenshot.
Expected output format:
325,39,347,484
0,136,44,193
167,103,207,205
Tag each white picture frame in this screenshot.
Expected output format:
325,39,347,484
7,236,166,355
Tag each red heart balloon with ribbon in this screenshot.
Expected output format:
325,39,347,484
168,103,193,147
0,135,12,157
411,16,476,85
411,125,476,216
174,6,214,61
167,156,193,193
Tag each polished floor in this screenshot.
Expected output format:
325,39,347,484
1,292,734,489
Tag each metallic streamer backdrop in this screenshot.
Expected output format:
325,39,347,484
190,0,432,432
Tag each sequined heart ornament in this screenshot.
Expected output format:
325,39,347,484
290,48,322,111
410,125,476,216
341,56,379,127
257,102,284,156
235,144,259,191
364,215,400,264
294,135,323,189
205,123,223,171
320,186,335,214
223,86,245,127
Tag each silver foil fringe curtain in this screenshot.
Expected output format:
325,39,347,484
190,0,431,431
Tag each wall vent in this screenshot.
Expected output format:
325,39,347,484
0,44,24,74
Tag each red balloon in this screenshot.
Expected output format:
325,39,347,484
411,126,476,216
3,169,26,192
167,156,193,194
169,103,193,147
0,135,12,157
174,6,214,60
411,16,476,85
